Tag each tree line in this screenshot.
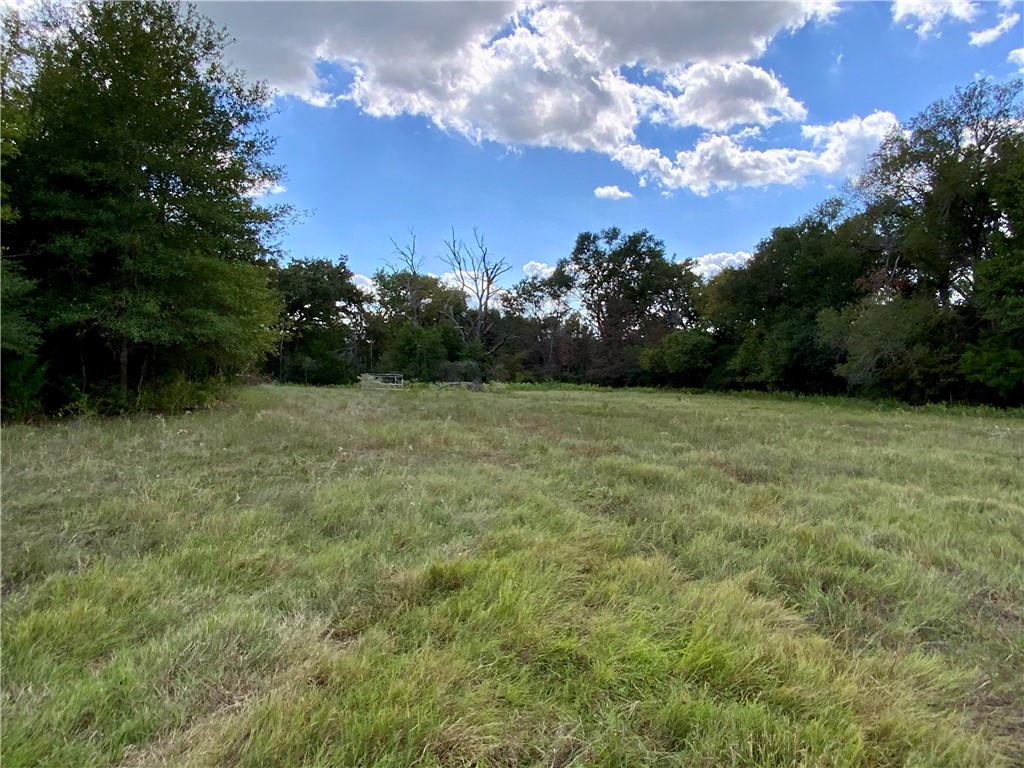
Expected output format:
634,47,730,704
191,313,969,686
2,2,1021,417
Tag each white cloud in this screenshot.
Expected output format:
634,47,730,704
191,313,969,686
637,62,807,132
352,273,375,296
594,185,633,200
614,111,897,195
523,260,555,279
731,126,765,141
1011,48,1024,73
801,110,900,174
692,251,754,280
564,1,840,69
199,2,891,195
969,12,1020,46
203,2,519,107
202,2,834,136
891,0,981,38
342,5,639,154
244,180,286,198
438,270,469,292
671,136,824,193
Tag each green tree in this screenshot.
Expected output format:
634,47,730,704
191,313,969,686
959,250,1024,402
855,78,1023,309
1,9,44,416
959,139,1024,402
825,78,1024,402
550,228,698,383
1,7,31,226
700,202,870,392
0,254,45,417
367,267,467,381
379,323,462,382
372,270,467,330
272,257,366,385
818,296,962,402
3,1,285,410
500,275,570,379
440,228,511,363
639,327,718,388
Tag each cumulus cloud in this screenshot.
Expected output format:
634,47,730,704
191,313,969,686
594,185,633,200
615,111,897,195
352,273,376,298
692,251,754,280
204,2,518,107
891,0,981,38
637,62,807,132
1011,48,1024,73
969,11,1021,45
523,260,555,279
801,111,900,174
565,1,840,68
200,2,893,195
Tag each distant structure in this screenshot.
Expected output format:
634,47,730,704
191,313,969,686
360,373,404,389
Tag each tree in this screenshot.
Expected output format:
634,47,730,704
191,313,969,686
1,7,32,226
818,296,960,402
0,254,45,417
272,257,366,385
369,253,467,380
826,78,1024,402
639,328,718,388
372,270,468,330
3,1,285,410
958,136,1024,402
550,228,698,383
696,202,868,392
379,323,460,382
501,275,569,378
276,257,365,330
959,246,1024,402
441,228,511,357
855,78,1024,309
374,227,509,379
1,9,45,417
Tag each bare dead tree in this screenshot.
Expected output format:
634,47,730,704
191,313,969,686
388,228,424,275
442,227,511,353
386,228,425,325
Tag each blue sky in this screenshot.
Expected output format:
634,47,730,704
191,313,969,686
199,1,1024,287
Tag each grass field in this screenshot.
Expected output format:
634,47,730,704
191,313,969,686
2,385,1022,767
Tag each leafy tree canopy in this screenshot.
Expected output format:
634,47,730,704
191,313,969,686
3,1,286,408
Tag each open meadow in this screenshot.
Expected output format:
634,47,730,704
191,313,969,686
2,385,1022,767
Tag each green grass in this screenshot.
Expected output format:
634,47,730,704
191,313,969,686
2,385,1022,767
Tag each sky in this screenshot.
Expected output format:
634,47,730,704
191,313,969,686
196,0,1024,288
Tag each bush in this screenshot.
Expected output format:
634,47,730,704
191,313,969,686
138,375,227,413
0,354,46,421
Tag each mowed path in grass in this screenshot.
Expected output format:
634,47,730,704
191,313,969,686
2,385,1022,767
